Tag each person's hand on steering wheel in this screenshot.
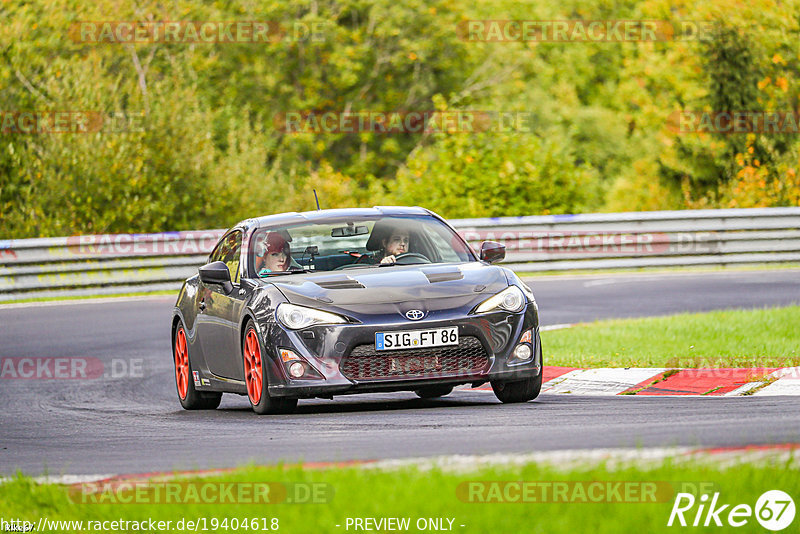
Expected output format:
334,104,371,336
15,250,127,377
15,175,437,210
381,252,431,265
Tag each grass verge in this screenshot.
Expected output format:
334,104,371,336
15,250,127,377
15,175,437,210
1,458,798,534
542,306,800,368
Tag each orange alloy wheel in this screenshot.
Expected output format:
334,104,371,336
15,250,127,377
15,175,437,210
244,328,263,404
174,327,189,400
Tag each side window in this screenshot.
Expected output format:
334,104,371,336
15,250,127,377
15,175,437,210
208,235,227,264
208,231,243,283
423,225,469,262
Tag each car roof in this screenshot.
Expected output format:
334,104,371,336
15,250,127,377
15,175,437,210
237,206,434,231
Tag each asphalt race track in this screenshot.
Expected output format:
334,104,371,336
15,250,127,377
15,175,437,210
528,268,800,325
1,269,799,476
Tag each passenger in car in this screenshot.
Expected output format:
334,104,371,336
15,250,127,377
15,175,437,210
256,232,291,275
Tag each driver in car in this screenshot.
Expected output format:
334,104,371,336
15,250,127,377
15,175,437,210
379,229,411,264
363,219,429,266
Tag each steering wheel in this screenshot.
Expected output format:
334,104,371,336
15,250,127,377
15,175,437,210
333,251,376,270
393,252,431,265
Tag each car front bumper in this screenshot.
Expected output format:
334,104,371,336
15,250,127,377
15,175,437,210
260,304,541,398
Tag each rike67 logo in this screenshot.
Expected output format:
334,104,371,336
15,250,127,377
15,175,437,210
668,490,795,531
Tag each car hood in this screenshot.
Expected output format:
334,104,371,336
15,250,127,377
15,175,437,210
263,262,509,320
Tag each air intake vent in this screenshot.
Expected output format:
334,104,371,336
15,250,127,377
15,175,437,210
341,336,489,381
423,270,463,283
314,278,365,289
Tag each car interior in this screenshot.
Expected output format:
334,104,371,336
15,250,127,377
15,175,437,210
251,219,451,276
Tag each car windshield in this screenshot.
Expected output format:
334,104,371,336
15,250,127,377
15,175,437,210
249,215,475,277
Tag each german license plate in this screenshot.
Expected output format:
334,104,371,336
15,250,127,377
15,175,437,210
375,326,458,351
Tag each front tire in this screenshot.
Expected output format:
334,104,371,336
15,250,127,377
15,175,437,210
491,373,542,403
173,322,222,410
492,332,543,403
243,321,297,415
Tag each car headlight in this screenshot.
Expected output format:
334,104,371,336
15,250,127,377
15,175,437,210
474,285,526,314
520,283,537,309
276,303,347,330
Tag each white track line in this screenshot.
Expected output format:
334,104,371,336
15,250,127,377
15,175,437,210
0,473,116,485
4,445,800,484
539,323,575,331
0,295,173,310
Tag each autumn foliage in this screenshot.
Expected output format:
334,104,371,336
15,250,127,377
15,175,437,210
1,0,799,238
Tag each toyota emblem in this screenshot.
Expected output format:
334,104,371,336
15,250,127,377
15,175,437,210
405,309,425,320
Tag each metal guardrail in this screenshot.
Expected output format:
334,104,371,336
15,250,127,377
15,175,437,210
456,207,800,272
0,230,226,301
1,208,799,301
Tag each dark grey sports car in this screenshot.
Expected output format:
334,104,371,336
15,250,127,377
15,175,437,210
171,206,542,414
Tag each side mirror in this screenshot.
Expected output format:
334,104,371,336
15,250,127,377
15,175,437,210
479,241,505,264
199,261,233,293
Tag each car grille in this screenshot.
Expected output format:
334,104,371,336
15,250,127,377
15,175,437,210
340,336,490,381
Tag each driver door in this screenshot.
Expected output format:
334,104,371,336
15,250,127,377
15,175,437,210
197,230,247,379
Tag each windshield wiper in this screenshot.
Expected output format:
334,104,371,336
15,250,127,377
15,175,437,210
338,264,376,270
378,261,428,267
261,268,309,276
